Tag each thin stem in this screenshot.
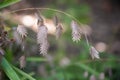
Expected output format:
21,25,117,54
84,33,90,47
10,8,81,25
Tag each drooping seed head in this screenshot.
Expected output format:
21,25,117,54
37,25,48,44
71,20,82,42
90,46,100,59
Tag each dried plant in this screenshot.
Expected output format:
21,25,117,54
37,25,48,44
71,20,82,42
36,12,49,55
90,46,100,59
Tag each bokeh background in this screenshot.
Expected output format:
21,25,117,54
0,0,120,80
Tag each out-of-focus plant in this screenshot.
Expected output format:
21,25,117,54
0,7,101,80
0,2,119,80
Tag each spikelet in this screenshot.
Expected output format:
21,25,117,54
19,55,26,69
56,23,63,39
37,25,48,44
37,24,49,55
90,46,100,59
17,24,27,39
71,20,82,42
40,40,49,55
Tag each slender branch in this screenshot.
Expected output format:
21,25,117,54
9,8,81,24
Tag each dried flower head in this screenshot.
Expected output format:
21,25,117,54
17,24,27,39
71,20,82,42
90,46,100,59
56,23,63,39
19,55,26,69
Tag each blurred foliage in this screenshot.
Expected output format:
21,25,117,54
0,0,120,80
0,0,20,9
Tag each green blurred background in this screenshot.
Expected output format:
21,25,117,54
0,0,120,80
